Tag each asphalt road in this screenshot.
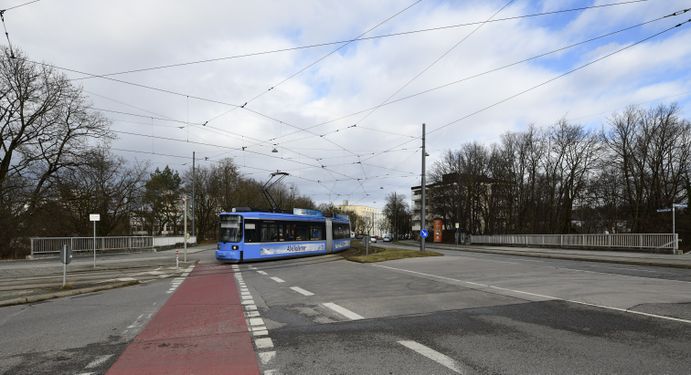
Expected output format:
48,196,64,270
1,247,690,374
0,268,190,374
234,248,691,374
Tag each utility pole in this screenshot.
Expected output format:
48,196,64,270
421,123,426,252
183,195,188,262
394,191,397,241
192,151,195,238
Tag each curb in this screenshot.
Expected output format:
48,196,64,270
0,280,140,308
394,243,691,270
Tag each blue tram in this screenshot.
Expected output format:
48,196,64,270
216,208,351,263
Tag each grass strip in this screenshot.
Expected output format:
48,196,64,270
341,242,442,263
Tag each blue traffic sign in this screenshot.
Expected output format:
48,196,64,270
420,229,429,239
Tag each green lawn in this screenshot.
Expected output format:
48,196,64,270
341,241,442,263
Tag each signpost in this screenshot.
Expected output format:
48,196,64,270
89,214,100,268
420,229,428,239
61,244,71,288
657,204,687,252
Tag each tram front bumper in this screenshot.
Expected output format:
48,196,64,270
215,250,242,262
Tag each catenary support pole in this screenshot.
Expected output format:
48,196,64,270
184,195,188,263
192,151,195,238
421,123,426,252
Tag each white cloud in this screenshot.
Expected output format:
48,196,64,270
6,0,691,208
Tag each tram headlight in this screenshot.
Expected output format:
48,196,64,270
232,245,239,250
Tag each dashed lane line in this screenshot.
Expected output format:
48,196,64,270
398,340,463,374
269,276,285,283
290,286,315,296
257,270,268,275
235,268,277,375
322,302,364,320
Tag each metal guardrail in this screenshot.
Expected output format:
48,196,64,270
469,233,679,251
30,236,197,256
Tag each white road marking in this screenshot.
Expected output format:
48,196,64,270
398,340,462,374
250,325,267,332
374,264,691,325
322,302,364,320
249,317,265,326
257,270,268,275
246,311,260,317
244,304,258,311
290,286,315,296
264,369,278,375
85,354,114,369
252,329,269,337
269,277,285,283
258,351,276,365
255,337,274,349
241,299,255,305
242,295,253,300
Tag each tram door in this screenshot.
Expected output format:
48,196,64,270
325,218,333,253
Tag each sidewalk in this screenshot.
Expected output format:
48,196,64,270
0,245,215,307
394,241,691,269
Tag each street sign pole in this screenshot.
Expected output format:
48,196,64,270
657,204,687,252
62,244,67,288
90,214,100,269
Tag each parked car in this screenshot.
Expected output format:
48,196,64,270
370,236,377,243
383,236,392,242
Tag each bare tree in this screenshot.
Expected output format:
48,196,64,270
0,48,111,257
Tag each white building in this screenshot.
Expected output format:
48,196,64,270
337,201,385,237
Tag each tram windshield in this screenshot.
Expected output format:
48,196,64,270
219,215,242,243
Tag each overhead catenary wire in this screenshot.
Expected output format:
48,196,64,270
360,13,691,171
69,0,650,81
112,129,362,183
268,10,680,146
203,0,425,125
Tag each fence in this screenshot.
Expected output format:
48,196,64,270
30,235,197,257
469,233,679,252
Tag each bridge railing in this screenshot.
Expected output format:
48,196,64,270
469,233,679,252
29,236,197,257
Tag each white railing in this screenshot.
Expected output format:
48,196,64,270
30,235,197,256
469,233,679,251
153,236,197,247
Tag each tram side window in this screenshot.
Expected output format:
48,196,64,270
244,220,260,243
244,220,324,242
333,223,351,239
310,223,324,241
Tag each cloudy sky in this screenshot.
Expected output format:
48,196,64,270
5,0,691,208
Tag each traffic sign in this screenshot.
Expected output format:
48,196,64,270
420,229,429,239
657,208,672,213
673,204,688,209
89,214,100,221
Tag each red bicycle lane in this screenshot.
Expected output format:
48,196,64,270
107,263,260,375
